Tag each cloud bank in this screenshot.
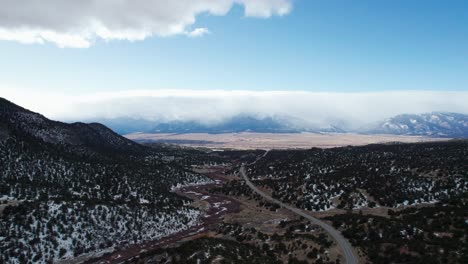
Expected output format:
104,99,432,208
0,0,292,48
3,89,468,129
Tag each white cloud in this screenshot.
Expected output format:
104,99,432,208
2,88,467,129
186,27,210,38
240,0,292,17
0,0,292,48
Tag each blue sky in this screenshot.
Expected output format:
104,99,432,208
1,0,467,94
1,0,467,123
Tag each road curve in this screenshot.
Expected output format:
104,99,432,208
240,152,359,264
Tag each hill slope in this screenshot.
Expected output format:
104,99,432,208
0,98,147,157
0,98,212,263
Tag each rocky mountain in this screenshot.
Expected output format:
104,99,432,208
0,98,214,263
364,112,468,138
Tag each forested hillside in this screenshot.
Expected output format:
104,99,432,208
0,98,212,263
241,141,468,263
245,142,467,211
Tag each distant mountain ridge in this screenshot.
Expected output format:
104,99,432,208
95,112,468,138
364,112,468,138
151,115,301,134
95,115,346,135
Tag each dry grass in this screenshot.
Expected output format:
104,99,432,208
125,132,448,150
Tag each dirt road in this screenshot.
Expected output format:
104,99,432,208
240,151,359,264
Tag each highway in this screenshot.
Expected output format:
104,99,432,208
239,151,359,264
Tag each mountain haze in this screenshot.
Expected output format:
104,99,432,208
93,112,468,138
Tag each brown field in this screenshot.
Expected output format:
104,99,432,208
125,132,448,150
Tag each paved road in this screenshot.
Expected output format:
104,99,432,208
240,151,359,264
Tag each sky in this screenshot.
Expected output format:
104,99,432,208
0,0,467,125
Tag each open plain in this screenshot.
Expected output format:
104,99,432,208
125,132,448,149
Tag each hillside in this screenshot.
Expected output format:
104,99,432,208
0,98,213,263
245,141,467,211
0,98,148,158
227,141,468,263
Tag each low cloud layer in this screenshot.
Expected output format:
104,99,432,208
3,89,468,129
0,0,292,48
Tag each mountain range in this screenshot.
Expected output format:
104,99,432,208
94,112,468,138
366,112,468,138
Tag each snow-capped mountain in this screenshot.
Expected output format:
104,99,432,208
92,115,299,134
364,112,468,138
59,103,468,138
95,114,347,134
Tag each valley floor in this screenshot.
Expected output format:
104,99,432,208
88,165,349,264
88,168,241,263
85,142,467,264
125,132,447,150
